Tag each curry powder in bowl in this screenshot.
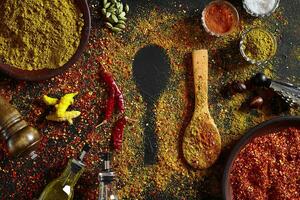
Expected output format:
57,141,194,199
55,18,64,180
0,0,91,80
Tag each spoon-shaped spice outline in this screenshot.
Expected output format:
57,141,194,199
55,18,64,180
133,44,171,165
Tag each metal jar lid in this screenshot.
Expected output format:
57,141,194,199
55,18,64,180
243,0,280,17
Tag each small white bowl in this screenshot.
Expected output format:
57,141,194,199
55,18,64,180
243,0,280,17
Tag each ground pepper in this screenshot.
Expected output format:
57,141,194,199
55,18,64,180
0,0,84,70
230,127,300,200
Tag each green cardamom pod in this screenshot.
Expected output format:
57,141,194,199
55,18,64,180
116,23,126,29
112,27,122,33
119,12,126,18
111,14,118,23
106,12,111,18
118,4,123,14
108,18,115,24
101,8,107,15
104,2,111,8
103,0,107,5
125,4,129,13
107,7,116,13
118,20,126,25
105,22,113,28
118,15,127,20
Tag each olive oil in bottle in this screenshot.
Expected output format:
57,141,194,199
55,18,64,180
39,144,90,200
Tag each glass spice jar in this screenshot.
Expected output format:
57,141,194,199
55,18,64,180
201,0,239,37
240,28,277,64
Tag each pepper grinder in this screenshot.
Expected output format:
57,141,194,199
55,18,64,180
251,73,300,107
0,96,41,158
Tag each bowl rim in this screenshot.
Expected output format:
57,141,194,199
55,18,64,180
222,116,300,200
0,0,91,81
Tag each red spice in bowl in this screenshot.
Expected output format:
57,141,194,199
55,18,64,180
202,1,239,36
230,127,300,200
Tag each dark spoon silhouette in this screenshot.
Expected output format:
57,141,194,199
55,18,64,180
133,44,171,165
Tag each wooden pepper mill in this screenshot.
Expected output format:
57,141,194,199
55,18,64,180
0,96,41,158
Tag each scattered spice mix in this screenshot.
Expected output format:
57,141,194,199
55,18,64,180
0,2,297,200
230,127,300,200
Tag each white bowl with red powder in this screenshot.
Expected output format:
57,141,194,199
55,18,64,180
201,0,239,37
223,116,300,200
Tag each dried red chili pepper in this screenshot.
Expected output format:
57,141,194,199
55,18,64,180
113,82,125,114
99,69,117,124
112,116,126,151
100,67,125,115
98,66,127,151
105,86,115,122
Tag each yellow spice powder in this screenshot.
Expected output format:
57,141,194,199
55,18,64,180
0,0,84,70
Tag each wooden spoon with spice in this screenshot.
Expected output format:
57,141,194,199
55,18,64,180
182,50,221,169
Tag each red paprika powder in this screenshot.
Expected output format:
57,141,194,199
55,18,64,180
203,1,239,36
230,127,300,200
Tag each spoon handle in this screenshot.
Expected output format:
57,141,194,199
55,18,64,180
192,50,209,113
144,105,158,165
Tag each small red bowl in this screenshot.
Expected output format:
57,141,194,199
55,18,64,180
0,0,91,81
222,116,300,200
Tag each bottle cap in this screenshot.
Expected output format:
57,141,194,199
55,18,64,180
99,171,115,183
71,159,85,173
78,143,91,161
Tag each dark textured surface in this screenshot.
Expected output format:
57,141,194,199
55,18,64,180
0,0,299,200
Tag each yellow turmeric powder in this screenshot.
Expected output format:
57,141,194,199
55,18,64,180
0,0,84,70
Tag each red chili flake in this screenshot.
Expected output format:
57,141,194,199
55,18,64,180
12,171,17,178
230,127,300,200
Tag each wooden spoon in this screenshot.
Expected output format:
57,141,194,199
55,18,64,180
182,50,221,169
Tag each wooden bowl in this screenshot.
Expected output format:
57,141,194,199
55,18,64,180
0,0,91,81
222,116,300,200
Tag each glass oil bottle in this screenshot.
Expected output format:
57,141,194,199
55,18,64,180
98,153,118,200
39,144,90,200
